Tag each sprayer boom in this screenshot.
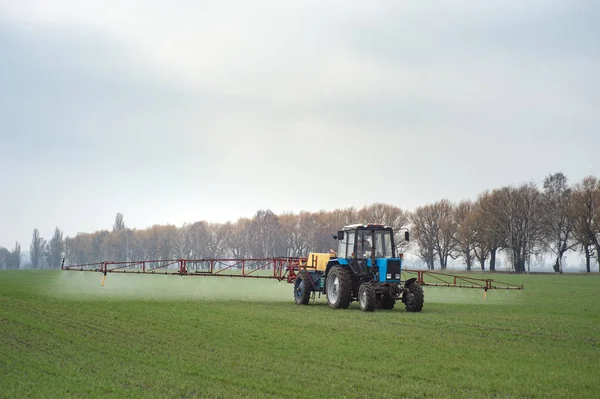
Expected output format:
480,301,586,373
61,257,523,291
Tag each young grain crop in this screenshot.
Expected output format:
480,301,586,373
0,271,598,398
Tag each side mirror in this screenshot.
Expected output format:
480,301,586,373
404,231,410,242
333,231,344,240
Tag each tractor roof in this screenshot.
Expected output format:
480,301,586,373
341,223,391,231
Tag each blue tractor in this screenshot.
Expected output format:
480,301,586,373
293,223,424,312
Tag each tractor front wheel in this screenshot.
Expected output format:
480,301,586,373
358,283,376,312
294,272,312,305
326,267,352,309
403,282,424,312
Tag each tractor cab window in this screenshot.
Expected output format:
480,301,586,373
356,230,373,258
338,231,354,258
355,229,394,258
374,230,394,258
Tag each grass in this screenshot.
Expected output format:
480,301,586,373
1,270,599,398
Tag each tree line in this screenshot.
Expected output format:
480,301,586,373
1,173,598,273
412,173,599,273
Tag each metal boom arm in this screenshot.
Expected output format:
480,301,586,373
62,257,523,290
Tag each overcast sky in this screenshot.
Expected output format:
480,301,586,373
1,0,599,249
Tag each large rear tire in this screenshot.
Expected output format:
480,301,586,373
326,267,352,309
404,282,424,312
358,283,376,312
294,272,312,305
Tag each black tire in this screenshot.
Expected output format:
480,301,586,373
376,295,396,310
358,283,376,312
294,272,312,305
326,266,352,309
404,282,424,312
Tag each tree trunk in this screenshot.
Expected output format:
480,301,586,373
590,235,600,272
584,246,591,273
489,249,496,272
553,256,560,273
513,250,525,273
518,256,526,273
479,257,485,271
465,253,473,271
519,257,526,273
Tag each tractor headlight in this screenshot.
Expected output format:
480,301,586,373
386,273,392,279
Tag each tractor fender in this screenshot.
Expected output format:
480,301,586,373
404,277,417,288
324,260,340,279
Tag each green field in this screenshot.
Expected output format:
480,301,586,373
1,271,599,398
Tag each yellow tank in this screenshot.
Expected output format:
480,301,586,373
301,253,334,271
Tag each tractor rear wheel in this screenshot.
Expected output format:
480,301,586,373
326,267,352,309
404,282,424,312
294,272,312,305
358,283,376,312
376,294,396,310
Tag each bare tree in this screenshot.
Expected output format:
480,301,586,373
10,242,21,269
48,227,64,268
411,205,437,269
223,219,252,258
105,230,129,261
329,207,357,228
428,199,458,270
106,213,130,261
113,212,126,231
30,228,46,268
64,233,95,265
358,203,410,249
455,200,476,271
299,212,320,254
205,223,226,258
0,247,10,269
90,230,109,263
469,206,490,271
541,173,575,272
65,234,84,265
571,176,600,272
310,211,339,253
185,221,210,259
158,225,178,260
125,229,141,261
488,184,543,273
250,210,283,257
357,203,409,229
172,227,188,259
474,191,507,271
279,213,303,257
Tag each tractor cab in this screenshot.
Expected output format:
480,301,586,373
332,223,409,284
335,224,395,259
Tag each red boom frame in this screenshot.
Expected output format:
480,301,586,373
61,257,523,290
